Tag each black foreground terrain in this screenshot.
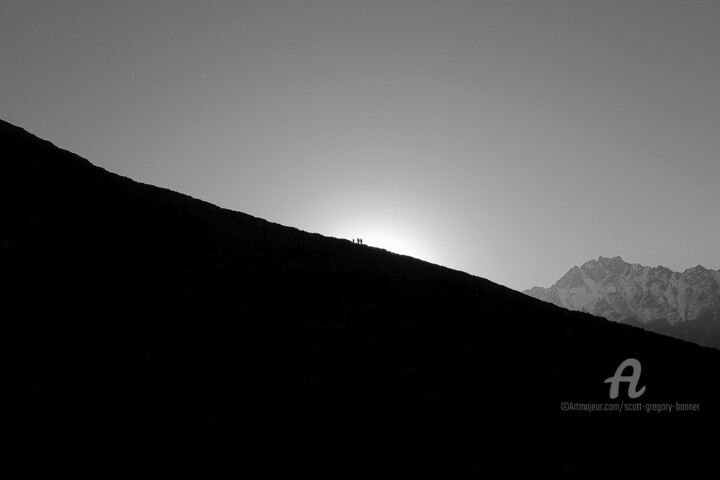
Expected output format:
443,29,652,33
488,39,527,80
4,119,718,478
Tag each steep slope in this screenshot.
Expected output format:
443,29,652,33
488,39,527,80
5,119,720,478
524,256,720,348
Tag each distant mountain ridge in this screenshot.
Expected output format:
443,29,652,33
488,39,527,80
524,256,720,348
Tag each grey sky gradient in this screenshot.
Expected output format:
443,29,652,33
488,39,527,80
2,1,719,290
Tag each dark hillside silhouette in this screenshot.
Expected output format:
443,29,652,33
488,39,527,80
4,118,719,478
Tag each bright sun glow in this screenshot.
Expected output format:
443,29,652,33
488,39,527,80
331,218,435,263
311,190,441,266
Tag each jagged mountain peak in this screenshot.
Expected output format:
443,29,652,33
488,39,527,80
578,255,628,273
524,256,720,348
684,264,709,274
597,255,624,264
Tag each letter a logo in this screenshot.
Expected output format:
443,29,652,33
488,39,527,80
604,358,646,399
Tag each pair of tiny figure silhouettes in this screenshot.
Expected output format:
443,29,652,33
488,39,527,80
353,238,363,245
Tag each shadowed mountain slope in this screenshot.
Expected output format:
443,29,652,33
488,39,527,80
4,119,719,478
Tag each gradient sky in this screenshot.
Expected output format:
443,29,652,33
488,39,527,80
2,0,719,291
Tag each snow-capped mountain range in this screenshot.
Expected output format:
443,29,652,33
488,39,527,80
524,256,720,348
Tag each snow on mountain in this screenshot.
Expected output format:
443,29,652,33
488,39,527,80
524,256,720,348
